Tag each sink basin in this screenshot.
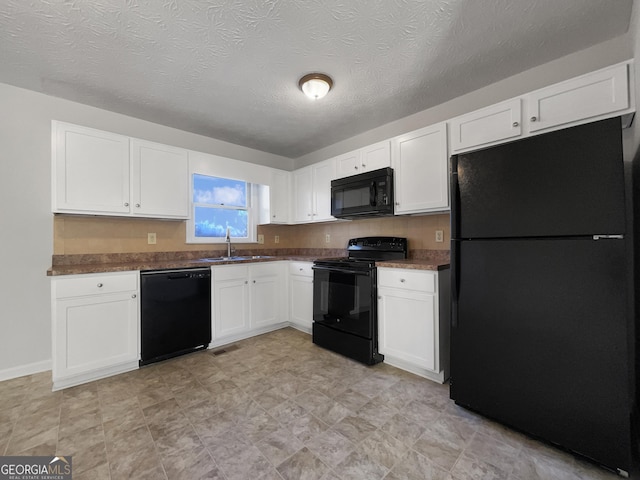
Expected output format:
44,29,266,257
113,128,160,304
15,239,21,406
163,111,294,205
196,255,275,262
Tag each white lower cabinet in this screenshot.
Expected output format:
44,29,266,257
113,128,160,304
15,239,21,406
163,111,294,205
211,262,286,344
51,271,139,390
378,267,450,383
288,262,314,332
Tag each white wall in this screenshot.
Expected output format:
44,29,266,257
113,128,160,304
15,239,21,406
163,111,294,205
296,34,634,167
0,84,291,379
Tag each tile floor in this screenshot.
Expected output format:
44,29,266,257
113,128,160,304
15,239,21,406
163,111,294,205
0,328,620,480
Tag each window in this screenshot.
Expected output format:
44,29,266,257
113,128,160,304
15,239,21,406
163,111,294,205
187,174,256,243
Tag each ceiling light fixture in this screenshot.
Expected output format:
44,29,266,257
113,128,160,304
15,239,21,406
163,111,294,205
299,73,333,100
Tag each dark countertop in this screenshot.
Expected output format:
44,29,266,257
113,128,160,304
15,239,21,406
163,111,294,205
377,258,450,271
47,249,450,276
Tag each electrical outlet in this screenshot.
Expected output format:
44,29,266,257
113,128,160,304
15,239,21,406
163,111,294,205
435,230,444,243
275,235,280,244
325,234,331,243
257,234,264,244
147,232,157,245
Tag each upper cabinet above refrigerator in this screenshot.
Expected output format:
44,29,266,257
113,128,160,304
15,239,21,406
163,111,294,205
450,62,634,154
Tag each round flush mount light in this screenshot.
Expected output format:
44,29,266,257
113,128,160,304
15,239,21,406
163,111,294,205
299,73,333,100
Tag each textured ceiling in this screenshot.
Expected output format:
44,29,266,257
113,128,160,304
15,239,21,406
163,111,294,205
0,0,633,158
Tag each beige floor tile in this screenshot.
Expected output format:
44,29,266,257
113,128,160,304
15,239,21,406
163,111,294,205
276,446,329,480
0,328,621,480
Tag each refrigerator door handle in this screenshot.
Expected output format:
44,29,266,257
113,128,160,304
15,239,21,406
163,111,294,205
593,234,624,240
451,240,460,328
450,155,460,239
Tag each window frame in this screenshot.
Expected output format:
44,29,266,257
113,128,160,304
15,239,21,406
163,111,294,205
186,173,258,244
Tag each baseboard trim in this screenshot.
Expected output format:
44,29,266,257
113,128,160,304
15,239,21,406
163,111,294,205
382,354,447,384
0,360,51,383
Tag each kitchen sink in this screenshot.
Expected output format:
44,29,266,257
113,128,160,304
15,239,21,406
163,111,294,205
196,255,275,262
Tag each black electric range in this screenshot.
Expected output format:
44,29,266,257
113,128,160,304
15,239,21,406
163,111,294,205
312,237,408,364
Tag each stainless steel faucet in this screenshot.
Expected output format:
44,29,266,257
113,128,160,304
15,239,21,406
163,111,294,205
225,226,232,258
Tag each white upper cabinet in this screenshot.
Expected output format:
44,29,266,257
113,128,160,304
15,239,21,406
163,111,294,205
334,141,391,178
361,141,392,172
52,122,189,219
53,122,131,215
450,61,633,153
269,169,290,224
335,150,362,178
130,139,189,219
449,99,522,153
292,158,336,223
392,123,449,215
312,159,336,222
293,166,314,223
526,63,630,133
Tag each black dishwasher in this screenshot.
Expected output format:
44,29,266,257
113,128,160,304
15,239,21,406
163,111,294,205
140,268,211,366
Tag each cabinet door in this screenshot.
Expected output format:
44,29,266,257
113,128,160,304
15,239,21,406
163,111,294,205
392,123,449,214
213,278,249,339
293,167,313,223
53,122,130,214
54,293,138,380
312,159,336,222
450,99,522,153
335,150,363,178
378,288,437,372
131,139,189,219
270,170,290,224
289,275,313,330
527,63,630,133
361,141,391,172
250,273,280,329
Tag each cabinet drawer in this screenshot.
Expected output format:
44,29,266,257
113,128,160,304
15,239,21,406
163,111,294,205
213,264,249,281
54,272,138,299
289,262,313,277
378,268,436,293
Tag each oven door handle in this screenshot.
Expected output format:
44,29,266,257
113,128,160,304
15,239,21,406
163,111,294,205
312,265,371,276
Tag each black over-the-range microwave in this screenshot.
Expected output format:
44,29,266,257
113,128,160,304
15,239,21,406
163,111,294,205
331,167,394,219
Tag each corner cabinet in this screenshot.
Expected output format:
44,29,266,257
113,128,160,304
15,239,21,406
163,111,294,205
289,262,314,332
392,123,449,214
292,159,336,223
51,271,140,390
377,267,450,383
52,122,189,219
450,62,633,153
211,262,287,345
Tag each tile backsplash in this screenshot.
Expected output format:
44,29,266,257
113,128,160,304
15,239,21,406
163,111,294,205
53,213,450,255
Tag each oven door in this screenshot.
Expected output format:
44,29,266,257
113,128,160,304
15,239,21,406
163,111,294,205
312,264,375,339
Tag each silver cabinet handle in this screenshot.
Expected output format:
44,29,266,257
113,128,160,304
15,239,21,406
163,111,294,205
362,164,366,168
253,280,256,284
307,213,311,217
124,202,129,207
135,203,140,208
272,215,276,218
131,294,137,299
378,296,382,299
97,283,103,288
512,121,519,127
354,166,358,170
530,116,537,122
395,202,400,206
244,280,248,284
400,279,406,283
299,268,303,271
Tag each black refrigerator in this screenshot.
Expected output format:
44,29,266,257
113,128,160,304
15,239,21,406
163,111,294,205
450,117,636,476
